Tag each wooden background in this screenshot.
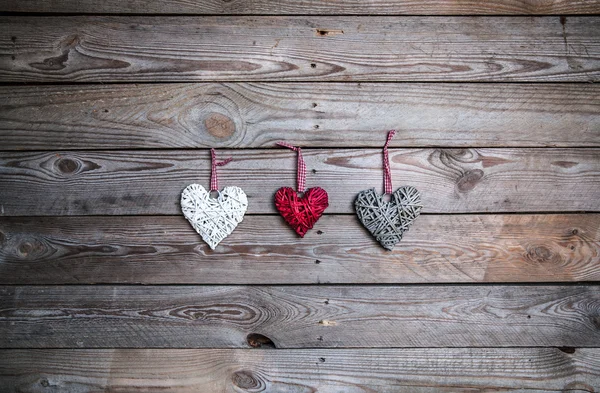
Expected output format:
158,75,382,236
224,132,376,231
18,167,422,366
0,1,599,391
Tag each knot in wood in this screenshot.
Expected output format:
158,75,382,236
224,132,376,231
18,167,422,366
18,241,33,257
526,245,560,265
55,157,79,175
205,112,235,139
232,370,265,391
456,169,484,192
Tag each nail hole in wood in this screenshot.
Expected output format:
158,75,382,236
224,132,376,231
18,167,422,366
319,357,326,362
246,333,276,349
312,103,318,108
315,259,321,264
317,230,323,235
316,29,344,37
311,63,316,68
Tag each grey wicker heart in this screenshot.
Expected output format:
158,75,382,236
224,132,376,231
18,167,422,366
355,186,422,250
181,184,248,250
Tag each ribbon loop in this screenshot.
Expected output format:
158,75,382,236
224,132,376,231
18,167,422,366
277,142,306,192
383,130,396,194
210,148,233,191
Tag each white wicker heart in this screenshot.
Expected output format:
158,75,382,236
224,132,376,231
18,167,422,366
181,184,248,250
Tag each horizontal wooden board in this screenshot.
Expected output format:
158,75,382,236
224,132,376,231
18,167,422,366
1,16,598,82
1,83,599,150
0,148,598,215
2,0,600,15
1,348,599,392
1,285,599,348
0,214,598,284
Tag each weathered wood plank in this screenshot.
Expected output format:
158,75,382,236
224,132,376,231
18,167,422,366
1,348,599,392
0,148,598,215
1,214,598,284
1,16,598,82
1,285,599,348
2,0,600,15
1,83,598,150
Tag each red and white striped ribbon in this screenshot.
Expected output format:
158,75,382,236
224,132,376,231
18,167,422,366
277,142,306,192
210,148,233,191
383,130,396,194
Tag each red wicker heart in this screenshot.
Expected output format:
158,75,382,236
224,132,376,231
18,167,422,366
275,186,329,237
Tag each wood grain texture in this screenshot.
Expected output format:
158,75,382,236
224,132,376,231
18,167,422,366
2,0,600,15
1,285,599,348
0,148,598,216
0,214,598,284
1,16,598,82
1,348,599,392
1,83,598,150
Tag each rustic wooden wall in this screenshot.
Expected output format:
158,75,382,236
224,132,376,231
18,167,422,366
0,1,599,391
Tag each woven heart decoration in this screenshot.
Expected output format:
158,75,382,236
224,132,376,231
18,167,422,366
275,186,329,237
355,186,421,250
355,130,422,250
180,149,247,250
181,184,247,250
275,142,328,237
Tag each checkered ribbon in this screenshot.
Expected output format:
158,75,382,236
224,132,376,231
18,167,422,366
210,148,233,191
277,142,306,192
383,130,396,194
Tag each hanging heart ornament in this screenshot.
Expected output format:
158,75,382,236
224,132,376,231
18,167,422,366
275,186,328,237
181,149,247,250
181,184,247,250
274,142,328,237
354,130,422,250
355,186,421,250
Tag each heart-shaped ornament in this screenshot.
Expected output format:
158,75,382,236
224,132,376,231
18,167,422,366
181,184,248,250
275,186,329,237
355,186,422,250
